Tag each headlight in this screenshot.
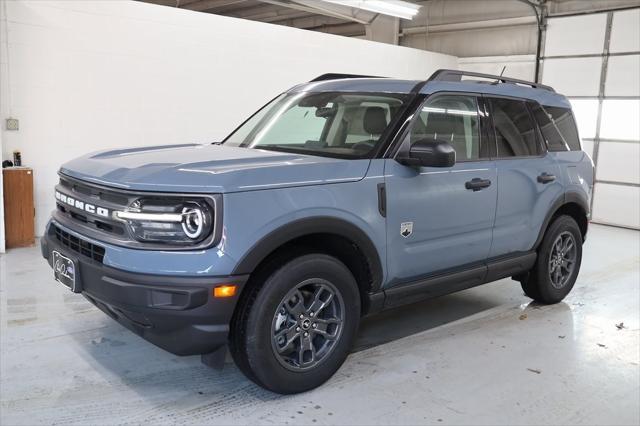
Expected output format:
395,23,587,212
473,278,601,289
115,198,214,245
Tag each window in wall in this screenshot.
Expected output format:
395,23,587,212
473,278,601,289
530,103,581,151
600,99,640,141
569,99,599,139
410,95,484,161
490,98,542,157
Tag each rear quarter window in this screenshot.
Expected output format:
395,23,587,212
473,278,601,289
530,103,582,152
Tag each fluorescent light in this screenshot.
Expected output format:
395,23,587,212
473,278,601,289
321,0,421,20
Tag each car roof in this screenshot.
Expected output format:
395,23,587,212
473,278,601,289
291,78,422,94
291,71,571,109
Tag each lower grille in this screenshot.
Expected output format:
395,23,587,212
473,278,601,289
53,225,105,263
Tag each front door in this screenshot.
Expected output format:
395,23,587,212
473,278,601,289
384,93,497,287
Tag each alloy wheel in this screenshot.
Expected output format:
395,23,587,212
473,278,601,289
271,278,345,372
548,231,577,289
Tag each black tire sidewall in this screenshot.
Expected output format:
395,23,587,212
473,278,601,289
243,254,360,394
535,215,583,303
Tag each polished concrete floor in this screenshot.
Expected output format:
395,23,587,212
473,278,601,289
1,224,638,425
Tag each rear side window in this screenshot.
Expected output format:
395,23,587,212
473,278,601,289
530,103,581,151
490,98,542,158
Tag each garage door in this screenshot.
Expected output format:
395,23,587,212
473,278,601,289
541,8,640,229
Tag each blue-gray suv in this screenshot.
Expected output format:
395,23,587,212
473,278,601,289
42,70,593,394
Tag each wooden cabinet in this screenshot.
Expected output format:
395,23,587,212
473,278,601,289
3,168,35,248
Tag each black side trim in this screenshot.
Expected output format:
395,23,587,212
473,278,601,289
384,265,487,309
231,217,384,293
377,183,386,218
485,252,537,283
381,251,537,309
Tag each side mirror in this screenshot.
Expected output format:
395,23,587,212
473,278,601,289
398,139,456,168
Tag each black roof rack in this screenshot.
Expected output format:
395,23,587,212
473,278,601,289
310,73,386,82
428,69,555,92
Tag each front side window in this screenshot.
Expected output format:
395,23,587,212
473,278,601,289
409,95,484,161
224,92,407,159
490,98,542,158
530,103,581,152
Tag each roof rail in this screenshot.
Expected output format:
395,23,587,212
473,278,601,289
428,69,555,92
310,73,386,82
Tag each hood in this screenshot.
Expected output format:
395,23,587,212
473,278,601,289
59,144,370,193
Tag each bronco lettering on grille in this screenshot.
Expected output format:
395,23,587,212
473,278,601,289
55,190,110,218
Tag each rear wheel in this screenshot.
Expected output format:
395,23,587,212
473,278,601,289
521,215,583,304
230,253,360,394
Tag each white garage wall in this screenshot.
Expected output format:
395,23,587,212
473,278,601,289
0,0,457,241
542,7,640,229
542,57,602,96
0,0,6,253
458,55,536,81
544,13,608,56
606,54,640,96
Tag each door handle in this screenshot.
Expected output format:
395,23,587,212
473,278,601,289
537,173,556,184
465,178,492,191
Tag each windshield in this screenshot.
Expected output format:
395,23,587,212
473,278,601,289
224,92,408,159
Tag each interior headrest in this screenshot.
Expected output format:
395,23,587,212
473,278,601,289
363,106,388,135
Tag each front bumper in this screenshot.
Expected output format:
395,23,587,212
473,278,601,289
41,223,248,356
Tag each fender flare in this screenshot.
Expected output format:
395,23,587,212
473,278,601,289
533,190,590,249
231,216,384,293
565,190,590,216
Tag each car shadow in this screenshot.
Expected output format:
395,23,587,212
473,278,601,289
63,278,550,413
354,282,515,352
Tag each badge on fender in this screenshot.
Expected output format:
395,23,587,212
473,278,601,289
400,222,413,238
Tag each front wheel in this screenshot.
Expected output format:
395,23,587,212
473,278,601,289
230,253,360,394
521,215,583,304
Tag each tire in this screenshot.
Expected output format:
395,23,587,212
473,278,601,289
230,253,360,394
521,215,583,304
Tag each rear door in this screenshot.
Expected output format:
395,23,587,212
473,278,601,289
529,102,594,208
486,96,564,258
384,93,497,286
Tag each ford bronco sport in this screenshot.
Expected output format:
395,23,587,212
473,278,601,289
42,69,593,394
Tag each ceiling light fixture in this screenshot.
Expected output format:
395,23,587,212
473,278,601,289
321,0,421,20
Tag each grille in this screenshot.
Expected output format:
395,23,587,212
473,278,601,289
56,176,128,237
53,225,105,263
60,176,128,205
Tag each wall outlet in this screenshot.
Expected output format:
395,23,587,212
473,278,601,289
6,118,19,131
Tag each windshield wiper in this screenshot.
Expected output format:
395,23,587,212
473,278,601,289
255,145,308,154
254,145,359,160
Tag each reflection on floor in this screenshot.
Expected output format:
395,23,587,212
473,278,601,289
1,224,639,425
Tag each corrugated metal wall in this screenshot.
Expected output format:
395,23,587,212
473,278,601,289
541,8,640,228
